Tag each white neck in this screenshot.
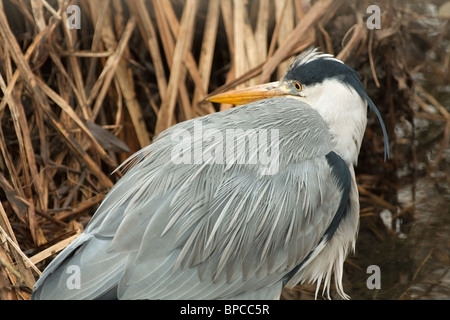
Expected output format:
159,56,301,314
302,79,367,165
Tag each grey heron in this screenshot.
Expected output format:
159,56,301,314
31,48,389,300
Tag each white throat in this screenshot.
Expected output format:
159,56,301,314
302,79,368,165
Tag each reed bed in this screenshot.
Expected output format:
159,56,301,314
0,0,448,300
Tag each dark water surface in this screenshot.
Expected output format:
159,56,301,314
347,178,449,300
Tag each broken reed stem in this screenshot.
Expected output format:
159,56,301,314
0,252,24,284
91,16,137,120
28,233,81,266
129,0,167,97
0,224,42,275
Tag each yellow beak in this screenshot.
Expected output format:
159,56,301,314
206,81,289,105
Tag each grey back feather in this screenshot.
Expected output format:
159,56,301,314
32,97,346,299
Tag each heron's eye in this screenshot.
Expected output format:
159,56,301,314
294,81,302,92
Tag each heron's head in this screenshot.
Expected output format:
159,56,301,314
207,48,389,165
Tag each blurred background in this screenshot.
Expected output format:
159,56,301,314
0,0,448,300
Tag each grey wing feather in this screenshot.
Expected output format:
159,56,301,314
32,98,346,300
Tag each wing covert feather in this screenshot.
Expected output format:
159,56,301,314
32,98,348,300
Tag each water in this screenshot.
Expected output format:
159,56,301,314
281,177,449,300
345,178,449,300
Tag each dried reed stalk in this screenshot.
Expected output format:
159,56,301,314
155,0,198,134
